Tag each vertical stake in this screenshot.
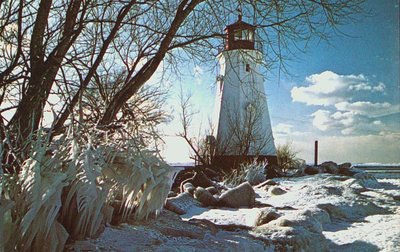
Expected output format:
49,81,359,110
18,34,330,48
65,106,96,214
314,140,318,166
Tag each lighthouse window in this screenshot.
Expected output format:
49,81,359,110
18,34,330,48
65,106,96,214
242,30,248,40
246,64,250,72
248,30,254,41
234,29,254,42
234,29,242,40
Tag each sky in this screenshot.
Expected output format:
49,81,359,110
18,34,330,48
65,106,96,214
161,0,400,164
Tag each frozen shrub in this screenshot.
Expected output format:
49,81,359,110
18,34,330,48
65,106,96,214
277,143,304,173
224,160,267,186
2,130,69,251
1,125,180,251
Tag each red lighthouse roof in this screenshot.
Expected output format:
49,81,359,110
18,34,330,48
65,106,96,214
225,16,255,51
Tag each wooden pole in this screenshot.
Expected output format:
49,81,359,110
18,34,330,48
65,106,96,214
314,140,318,166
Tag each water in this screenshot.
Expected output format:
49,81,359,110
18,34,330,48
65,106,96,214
353,163,400,179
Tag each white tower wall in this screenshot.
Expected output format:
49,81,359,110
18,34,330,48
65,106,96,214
214,49,276,156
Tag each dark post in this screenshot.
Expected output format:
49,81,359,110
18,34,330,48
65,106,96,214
314,140,318,166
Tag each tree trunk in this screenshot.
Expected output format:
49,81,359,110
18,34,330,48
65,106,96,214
9,0,84,142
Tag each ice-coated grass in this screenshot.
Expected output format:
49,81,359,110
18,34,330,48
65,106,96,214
1,125,179,251
223,160,267,186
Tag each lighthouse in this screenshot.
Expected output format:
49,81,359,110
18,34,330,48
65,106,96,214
213,16,277,169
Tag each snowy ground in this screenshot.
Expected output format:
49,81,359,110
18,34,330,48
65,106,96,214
76,173,400,251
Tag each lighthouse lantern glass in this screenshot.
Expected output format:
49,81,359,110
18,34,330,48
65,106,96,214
233,29,254,42
234,29,242,40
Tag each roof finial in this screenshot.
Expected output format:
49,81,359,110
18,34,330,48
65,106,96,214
237,5,242,21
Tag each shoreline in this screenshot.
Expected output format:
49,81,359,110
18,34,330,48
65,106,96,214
72,173,400,251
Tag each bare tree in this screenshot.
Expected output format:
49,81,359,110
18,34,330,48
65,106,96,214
177,87,210,165
0,0,366,172
79,69,170,147
177,82,273,167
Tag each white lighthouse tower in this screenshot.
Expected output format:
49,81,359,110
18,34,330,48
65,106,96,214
213,16,277,169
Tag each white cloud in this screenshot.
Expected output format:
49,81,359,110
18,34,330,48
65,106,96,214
310,108,390,135
311,110,334,131
373,82,386,92
335,101,400,117
291,71,386,106
290,71,400,136
348,81,385,92
284,71,399,163
274,123,294,134
348,82,372,91
331,111,355,126
273,123,309,139
340,127,355,135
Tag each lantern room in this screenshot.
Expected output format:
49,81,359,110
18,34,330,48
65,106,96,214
225,15,255,51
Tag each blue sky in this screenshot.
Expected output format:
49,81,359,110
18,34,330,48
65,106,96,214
161,0,400,164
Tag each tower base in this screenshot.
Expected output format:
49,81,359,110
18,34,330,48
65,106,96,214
212,155,278,171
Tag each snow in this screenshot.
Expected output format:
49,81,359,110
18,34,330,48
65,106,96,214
182,206,261,226
324,214,400,252
87,212,268,251
79,173,400,251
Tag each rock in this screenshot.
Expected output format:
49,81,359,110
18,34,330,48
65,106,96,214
179,171,215,193
320,161,338,174
254,211,329,251
302,207,331,225
218,182,255,208
165,192,200,215
392,195,400,201
174,169,195,191
182,182,196,195
268,186,287,195
274,213,323,234
342,167,362,176
165,200,186,215
304,166,320,175
194,187,218,207
205,186,219,195
336,163,362,176
255,208,280,226
338,162,351,170
192,171,215,188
